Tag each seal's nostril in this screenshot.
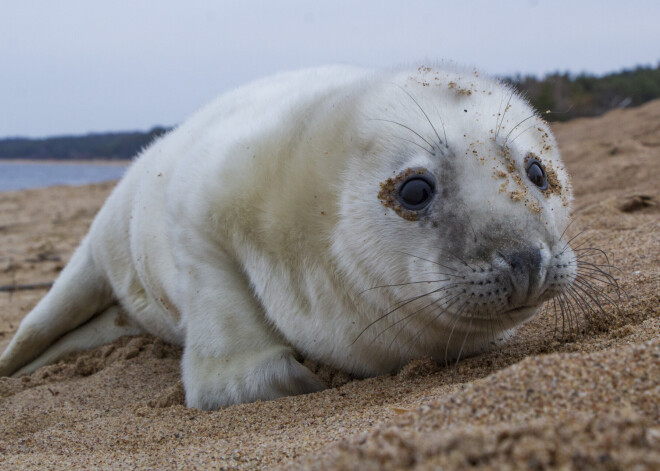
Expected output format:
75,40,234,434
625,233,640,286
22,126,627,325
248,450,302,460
506,253,524,272
503,248,542,273
500,246,543,304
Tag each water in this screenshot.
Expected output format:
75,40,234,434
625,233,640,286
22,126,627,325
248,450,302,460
0,161,129,192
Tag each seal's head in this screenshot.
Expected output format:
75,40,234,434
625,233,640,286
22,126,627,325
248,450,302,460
332,66,576,367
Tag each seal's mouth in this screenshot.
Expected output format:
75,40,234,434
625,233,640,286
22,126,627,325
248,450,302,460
451,304,540,328
505,304,538,313
500,304,540,322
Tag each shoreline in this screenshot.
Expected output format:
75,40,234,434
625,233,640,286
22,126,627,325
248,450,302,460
0,180,120,195
0,160,128,193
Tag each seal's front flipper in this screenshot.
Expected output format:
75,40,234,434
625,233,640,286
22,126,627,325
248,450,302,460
183,345,326,409
176,254,326,409
12,305,145,377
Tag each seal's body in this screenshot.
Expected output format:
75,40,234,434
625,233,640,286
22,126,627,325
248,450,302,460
0,66,576,409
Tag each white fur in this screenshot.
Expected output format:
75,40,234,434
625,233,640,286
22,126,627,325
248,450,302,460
0,65,575,409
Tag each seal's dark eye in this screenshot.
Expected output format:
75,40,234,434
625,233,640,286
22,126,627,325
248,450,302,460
398,175,435,210
526,159,548,190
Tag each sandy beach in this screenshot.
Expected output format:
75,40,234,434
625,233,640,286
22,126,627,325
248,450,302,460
0,101,658,469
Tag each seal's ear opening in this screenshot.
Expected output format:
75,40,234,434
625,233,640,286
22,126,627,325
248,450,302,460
397,174,436,210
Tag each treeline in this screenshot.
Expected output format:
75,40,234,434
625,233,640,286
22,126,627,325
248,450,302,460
508,64,660,121
0,126,170,161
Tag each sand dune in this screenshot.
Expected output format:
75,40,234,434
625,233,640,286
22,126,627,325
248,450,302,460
0,101,658,470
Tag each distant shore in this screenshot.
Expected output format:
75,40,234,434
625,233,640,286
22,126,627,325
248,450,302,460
0,160,129,192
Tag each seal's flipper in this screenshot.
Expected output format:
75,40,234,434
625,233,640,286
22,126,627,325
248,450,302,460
177,247,326,409
0,238,115,376
12,305,144,377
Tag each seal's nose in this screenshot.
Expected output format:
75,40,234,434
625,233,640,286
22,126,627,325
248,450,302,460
500,247,544,306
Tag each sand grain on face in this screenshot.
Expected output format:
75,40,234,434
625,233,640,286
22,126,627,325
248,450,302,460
1,101,660,470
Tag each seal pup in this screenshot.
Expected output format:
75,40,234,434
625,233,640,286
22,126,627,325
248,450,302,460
0,65,578,409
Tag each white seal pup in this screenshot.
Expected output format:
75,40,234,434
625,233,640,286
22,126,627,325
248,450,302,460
0,65,577,409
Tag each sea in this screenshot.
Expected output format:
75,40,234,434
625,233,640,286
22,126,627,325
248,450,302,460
0,161,129,192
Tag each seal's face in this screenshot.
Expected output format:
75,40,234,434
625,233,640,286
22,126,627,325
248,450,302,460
334,67,577,363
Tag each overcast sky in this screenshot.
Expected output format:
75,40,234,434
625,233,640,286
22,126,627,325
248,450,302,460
1,0,658,138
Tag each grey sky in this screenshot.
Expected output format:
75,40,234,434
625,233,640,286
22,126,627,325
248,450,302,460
1,0,658,138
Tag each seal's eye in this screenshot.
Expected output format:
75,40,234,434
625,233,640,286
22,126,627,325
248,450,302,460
398,175,435,210
526,159,548,190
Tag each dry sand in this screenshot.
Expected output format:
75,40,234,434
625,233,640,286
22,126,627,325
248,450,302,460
0,101,658,470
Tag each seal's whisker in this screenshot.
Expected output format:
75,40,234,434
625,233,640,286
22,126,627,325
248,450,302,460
385,283,465,314
553,274,606,339
460,202,480,244
557,297,572,339
386,292,463,352
568,236,599,253
551,298,560,339
572,277,620,312
576,266,624,289
571,283,606,325
394,84,444,147
565,285,599,326
555,293,575,339
573,246,612,255
550,296,565,340
369,118,436,152
430,101,449,149
452,314,474,377
558,218,577,244
566,287,606,332
390,135,436,156
564,291,584,337
573,246,612,262
561,229,588,253
572,255,614,268
495,88,516,142
433,247,481,272
401,303,452,356
575,253,618,271
494,91,506,141
479,310,492,357
570,244,602,254
406,298,468,363
503,113,537,146
575,257,621,287
573,259,621,277
359,278,451,295
564,291,583,338
374,292,460,347
506,123,537,146
574,254,627,290
395,250,462,274
575,269,621,291
444,304,465,367
574,251,623,280
563,285,606,333
426,271,462,277
553,231,624,339
489,306,505,352
352,283,463,345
